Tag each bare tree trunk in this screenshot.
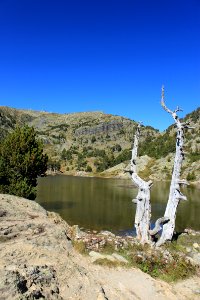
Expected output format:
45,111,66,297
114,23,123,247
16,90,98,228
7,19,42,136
157,86,190,246
129,124,153,244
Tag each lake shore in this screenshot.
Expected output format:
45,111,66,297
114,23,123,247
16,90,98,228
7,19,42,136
46,169,200,188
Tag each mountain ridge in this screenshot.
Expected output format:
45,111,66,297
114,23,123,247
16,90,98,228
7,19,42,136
0,105,199,182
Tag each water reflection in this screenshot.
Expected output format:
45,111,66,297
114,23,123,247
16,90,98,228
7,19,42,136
36,175,200,233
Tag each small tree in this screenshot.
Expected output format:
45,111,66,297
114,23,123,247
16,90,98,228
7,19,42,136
0,126,48,200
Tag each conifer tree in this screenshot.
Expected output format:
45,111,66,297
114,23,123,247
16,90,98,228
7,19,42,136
0,126,48,200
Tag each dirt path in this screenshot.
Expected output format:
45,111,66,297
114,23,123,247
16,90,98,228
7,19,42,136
0,194,199,299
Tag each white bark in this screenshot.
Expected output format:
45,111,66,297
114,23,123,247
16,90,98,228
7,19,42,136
149,217,169,236
130,124,152,244
156,86,189,246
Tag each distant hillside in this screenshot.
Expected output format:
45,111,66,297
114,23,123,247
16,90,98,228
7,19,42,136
0,106,199,182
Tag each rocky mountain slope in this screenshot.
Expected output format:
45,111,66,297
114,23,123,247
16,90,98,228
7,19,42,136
0,106,199,181
0,193,200,299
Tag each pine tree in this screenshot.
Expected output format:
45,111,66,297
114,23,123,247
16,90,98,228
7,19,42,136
0,126,48,199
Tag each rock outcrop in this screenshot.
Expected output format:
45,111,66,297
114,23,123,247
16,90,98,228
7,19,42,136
75,120,124,137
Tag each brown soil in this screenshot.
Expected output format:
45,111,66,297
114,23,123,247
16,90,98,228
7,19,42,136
0,194,199,300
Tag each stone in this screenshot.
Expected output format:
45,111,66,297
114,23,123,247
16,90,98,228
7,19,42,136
89,251,116,263
89,251,103,262
193,243,199,249
89,251,129,264
100,231,115,237
185,256,195,265
111,253,128,264
71,225,85,239
190,253,200,265
186,247,192,253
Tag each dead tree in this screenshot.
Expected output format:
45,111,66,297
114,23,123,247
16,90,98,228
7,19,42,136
127,87,192,246
128,123,153,244
156,86,191,246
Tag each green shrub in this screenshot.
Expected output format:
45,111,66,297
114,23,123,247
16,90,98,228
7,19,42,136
86,165,92,172
61,148,72,160
186,171,196,181
184,107,200,122
91,136,96,143
94,258,120,268
139,133,176,159
72,240,87,254
47,160,60,172
113,149,131,165
0,126,48,199
188,152,200,163
112,144,122,152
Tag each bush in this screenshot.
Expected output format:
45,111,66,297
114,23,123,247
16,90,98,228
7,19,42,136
47,160,61,172
186,171,196,181
0,126,48,200
91,136,96,143
112,144,122,152
188,151,200,163
113,148,131,165
61,148,72,160
139,132,176,159
86,165,92,172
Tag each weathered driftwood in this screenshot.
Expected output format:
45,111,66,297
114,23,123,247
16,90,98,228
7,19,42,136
149,217,169,236
156,86,190,246
129,124,153,244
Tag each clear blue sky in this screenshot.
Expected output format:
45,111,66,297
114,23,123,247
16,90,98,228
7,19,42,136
0,0,199,130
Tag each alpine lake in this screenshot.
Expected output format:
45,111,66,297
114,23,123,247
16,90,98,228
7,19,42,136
36,175,200,235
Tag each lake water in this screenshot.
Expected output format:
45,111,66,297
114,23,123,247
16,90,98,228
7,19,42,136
36,175,200,234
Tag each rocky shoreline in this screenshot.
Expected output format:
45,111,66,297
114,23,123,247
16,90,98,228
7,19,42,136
46,163,200,189
70,225,200,269
0,194,200,299
46,168,200,188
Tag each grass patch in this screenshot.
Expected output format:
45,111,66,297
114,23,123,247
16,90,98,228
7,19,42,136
138,159,156,180
99,241,196,282
71,234,198,282
101,242,116,254
159,256,196,282
176,234,200,250
94,258,120,268
165,241,186,254
129,251,196,282
72,240,87,255
0,235,10,242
